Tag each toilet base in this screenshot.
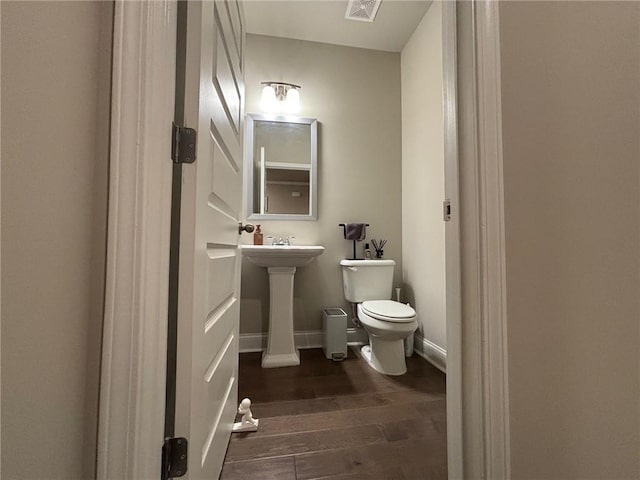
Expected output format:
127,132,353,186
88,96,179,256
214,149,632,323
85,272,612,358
361,336,407,376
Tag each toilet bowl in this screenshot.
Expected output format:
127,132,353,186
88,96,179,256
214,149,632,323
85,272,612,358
340,259,418,376
357,300,417,375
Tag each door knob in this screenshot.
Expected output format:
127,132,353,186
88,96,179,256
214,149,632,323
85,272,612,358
238,222,255,234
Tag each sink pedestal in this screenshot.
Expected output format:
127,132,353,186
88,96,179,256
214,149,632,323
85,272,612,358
240,244,324,369
262,266,300,368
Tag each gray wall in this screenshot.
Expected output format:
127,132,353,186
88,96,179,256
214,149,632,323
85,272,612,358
401,2,446,357
1,2,112,478
500,2,640,477
241,34,402,334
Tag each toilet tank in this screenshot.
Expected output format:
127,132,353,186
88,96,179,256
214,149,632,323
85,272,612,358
340,259,396,302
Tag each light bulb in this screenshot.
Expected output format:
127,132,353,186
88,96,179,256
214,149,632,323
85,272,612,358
284,88,300,113
260,85,276,112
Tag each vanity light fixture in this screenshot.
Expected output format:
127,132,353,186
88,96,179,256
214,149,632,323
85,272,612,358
260,82,301,113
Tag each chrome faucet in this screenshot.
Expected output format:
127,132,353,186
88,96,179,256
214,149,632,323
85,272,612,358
272,236,294,246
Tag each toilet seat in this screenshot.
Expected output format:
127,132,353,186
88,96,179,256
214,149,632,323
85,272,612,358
361,300,416,323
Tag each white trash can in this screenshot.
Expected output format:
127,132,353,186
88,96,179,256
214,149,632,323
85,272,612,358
322,308,348,361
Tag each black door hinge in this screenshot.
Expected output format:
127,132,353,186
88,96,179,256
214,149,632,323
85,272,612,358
172,123,197,164
161,437,188,480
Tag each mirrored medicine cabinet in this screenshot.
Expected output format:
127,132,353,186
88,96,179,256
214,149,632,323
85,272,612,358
245,113,318,221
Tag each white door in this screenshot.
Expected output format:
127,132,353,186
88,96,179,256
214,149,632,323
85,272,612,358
175,0,245,478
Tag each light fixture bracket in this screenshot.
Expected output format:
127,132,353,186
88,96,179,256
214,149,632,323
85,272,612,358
260,81,301,101
260,81,301,113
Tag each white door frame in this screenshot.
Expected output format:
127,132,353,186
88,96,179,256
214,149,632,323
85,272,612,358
473,2,511,476
442,1,464,478
0,3,3,477
456,1,511,477
97,1,510,478
96,1,176,479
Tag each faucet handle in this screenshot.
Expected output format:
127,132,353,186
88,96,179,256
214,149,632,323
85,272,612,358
286,236,295,246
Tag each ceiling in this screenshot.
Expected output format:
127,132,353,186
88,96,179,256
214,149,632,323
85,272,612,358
243,0,433,53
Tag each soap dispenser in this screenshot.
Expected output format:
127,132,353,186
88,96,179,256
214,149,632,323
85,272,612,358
253,225,263,245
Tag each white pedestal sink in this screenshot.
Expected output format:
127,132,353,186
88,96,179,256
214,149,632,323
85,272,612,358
241,245,325,368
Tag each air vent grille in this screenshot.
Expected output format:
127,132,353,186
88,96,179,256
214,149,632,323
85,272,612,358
345,0,382,22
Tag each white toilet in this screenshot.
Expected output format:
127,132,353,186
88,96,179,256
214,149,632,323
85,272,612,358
340,259,417,375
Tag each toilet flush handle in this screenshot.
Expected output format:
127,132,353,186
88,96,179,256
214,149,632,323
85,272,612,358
348,267,358,272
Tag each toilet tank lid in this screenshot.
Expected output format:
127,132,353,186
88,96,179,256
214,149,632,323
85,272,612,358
340,259,396,267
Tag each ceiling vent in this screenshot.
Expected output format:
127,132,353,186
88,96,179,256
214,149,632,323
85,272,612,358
345,0,382,22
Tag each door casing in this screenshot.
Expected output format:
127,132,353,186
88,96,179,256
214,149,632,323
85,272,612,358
96,1,176,479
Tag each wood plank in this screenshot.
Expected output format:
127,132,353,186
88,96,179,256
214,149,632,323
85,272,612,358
236,403,424,437
414,398,447,434
224,424,385,462
240,353,429,402
335,390,445,411
310,375,406,398
240,384,316,404
381,417,440,443
220,456,296,480
244,397,342,419
294,436,447,480
313,474,405,480
401,464,447,480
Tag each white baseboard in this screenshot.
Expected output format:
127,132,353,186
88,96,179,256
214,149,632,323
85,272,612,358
239,328,368,353
240,329,447,375
238,332,266,353
294,330,323,349
414,333,447,373
239,330,322,352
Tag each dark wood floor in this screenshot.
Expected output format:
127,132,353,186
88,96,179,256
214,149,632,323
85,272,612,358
221,347,447,480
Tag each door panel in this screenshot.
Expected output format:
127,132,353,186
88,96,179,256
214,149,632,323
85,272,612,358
210,134,242,217
223,0,242,63
214,34,241,134
216,2,241,80
206,253,236,313
176,0,244,478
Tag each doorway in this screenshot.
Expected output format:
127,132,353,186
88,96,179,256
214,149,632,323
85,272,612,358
98,1,510,479
216,1,460,478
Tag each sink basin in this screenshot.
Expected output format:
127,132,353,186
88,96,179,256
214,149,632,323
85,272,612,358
241,244,324,368
241,245,324,268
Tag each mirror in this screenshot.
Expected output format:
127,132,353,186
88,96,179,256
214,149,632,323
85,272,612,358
245,113,318,220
